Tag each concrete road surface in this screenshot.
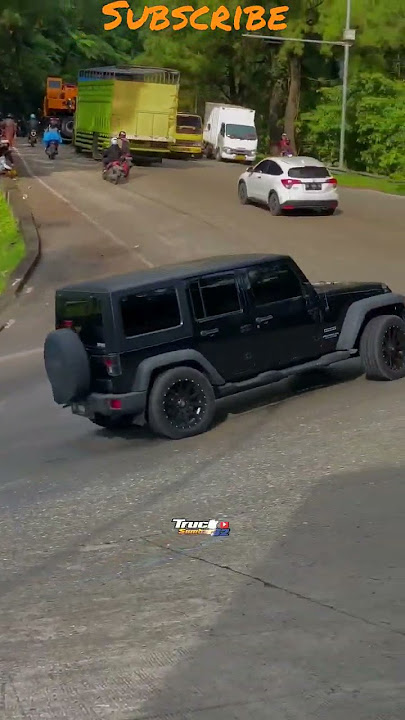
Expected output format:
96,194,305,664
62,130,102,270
0,142,404,719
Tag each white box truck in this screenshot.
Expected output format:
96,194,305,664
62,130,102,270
203,103,257,163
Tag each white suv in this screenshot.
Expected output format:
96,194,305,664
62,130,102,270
238,156,339,216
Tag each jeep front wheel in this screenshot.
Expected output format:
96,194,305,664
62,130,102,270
360,315,405,380
148,367,216,439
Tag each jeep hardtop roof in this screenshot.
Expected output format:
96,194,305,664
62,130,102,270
58,254,290,295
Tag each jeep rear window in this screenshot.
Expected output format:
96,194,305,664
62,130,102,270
57,296,105,346
120,287,181,337
288,166,330,179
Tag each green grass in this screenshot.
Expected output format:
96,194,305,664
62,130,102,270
332,172,405,195
0,191,26,294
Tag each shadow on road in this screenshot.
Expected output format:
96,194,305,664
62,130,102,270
134,463,405,720
100,360,364,442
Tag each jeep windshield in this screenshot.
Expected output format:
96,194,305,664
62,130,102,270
225,124,257,141
56,295,105,347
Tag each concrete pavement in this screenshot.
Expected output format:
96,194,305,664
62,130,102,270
0,142,404,719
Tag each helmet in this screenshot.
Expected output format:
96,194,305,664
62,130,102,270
6,113,13,118
111,137,118,145
118,131,126,138
30,113,36,119
281,133,287,138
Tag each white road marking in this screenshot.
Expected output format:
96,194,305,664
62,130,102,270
0,347,42,363
15,148,154,268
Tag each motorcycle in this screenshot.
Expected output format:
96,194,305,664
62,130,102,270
46,141,59,160
28,130,37,147
0,156,16,177
103,155,132,184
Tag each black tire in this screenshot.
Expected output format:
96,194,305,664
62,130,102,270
61,118,74,139
268,191,282,216
238,181,250,205
320,208,336,216
147,366,216,440
91,414,134,430
44,329,91,404
359,315,405,380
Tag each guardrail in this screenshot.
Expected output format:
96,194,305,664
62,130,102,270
328,166,405,184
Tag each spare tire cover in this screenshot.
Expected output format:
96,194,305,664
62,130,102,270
44,329,91,404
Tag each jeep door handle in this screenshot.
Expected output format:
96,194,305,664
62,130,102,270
200,327,219,337
256,314,273,324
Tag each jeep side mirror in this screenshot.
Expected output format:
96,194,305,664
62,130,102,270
247,166,254,173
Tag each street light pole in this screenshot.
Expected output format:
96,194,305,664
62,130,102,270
339,0,352,169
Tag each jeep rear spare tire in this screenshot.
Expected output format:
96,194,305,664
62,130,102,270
44,328,91,404
360,314,405,380
147,366,216,440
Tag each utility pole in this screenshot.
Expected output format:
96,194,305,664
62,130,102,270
243,2,356,169
339,0,353,169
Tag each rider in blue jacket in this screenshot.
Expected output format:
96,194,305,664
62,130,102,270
43,128,63,154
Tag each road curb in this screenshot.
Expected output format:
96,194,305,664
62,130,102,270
0,176,41,317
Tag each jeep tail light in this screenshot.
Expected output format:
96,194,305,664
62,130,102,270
326,177,337,186
281,178,302,189
61,320,73,329
110,399,122,410
102,354,122,377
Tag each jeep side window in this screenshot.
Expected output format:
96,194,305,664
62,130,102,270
120,287,181,337
189,274,241,320
248,264,303,305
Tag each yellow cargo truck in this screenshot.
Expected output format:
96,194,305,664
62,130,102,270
169,113,203,159
73,66,180,161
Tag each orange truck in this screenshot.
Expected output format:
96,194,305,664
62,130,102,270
43,77,77,139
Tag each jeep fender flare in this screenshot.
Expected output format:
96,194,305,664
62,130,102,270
132,350,225,392
336,293,405,350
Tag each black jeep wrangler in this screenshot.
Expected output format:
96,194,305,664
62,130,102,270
44,254,405,440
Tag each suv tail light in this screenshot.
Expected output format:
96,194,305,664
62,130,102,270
60,320,74,329
102,354,122,377
281,178,302,189
325,177,337,186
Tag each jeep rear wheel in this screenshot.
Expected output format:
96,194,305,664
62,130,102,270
360,315,405,380
148,367,216,439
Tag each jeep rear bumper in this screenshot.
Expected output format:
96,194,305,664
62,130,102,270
71,391,147,418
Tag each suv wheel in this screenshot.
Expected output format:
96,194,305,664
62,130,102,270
91,414,134,430
238,181,250,205
268,191,282,216
148,367,216,440
360,314,405,380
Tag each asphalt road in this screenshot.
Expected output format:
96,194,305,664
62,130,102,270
0,142,404,719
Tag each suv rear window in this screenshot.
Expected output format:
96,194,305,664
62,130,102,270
57,296,105,346
120,287,181,337
288,166,330,179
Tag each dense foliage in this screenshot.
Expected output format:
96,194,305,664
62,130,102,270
0,0,404,175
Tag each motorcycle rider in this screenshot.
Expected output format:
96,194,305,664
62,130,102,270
117,130,130,155
279,133,293,156
1,113,17,147
27,113,39,142
102,137,121,172
0,138,14,172
42,125,63,155
27,114,39,132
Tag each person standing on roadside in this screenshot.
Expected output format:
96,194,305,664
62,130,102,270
1,113,17,147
